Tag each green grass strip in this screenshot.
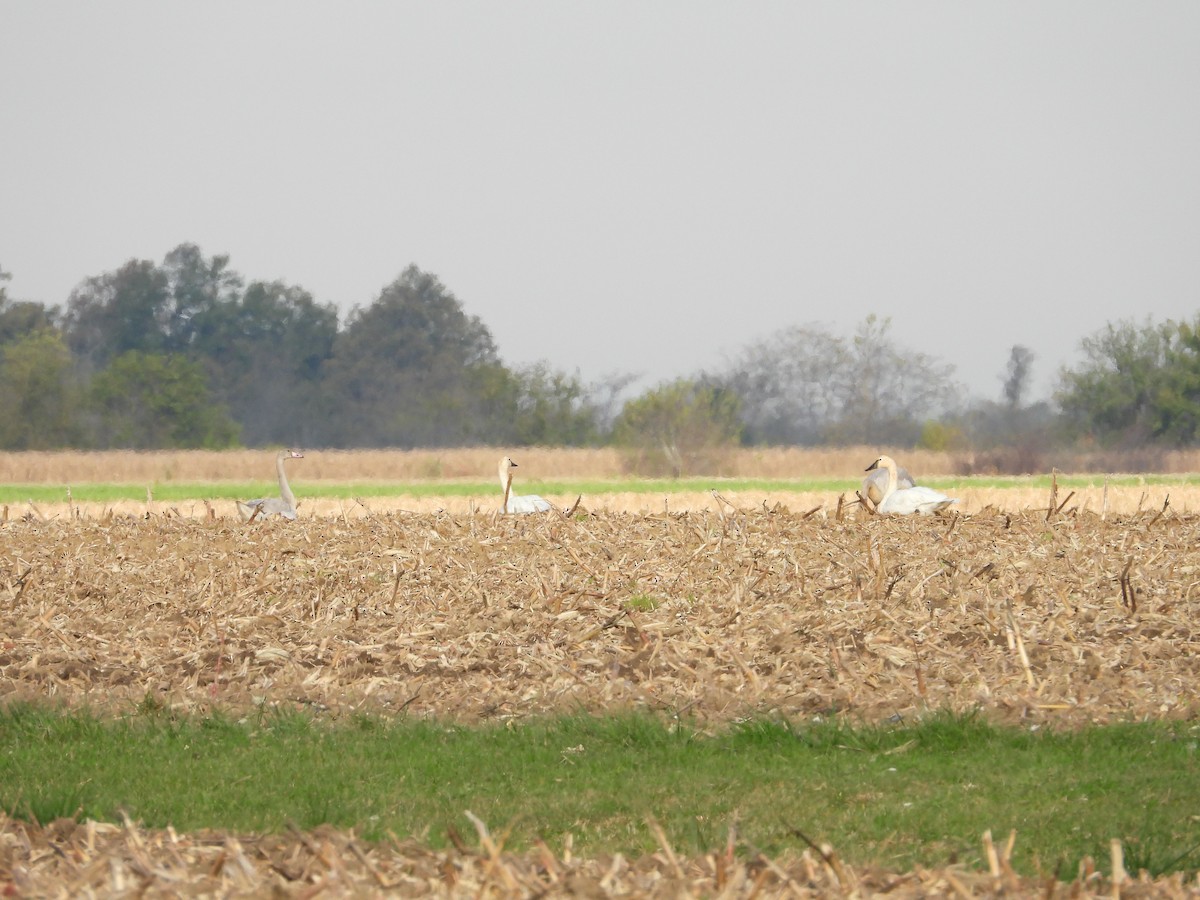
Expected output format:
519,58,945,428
2,473,1197,505
1,706,1198,876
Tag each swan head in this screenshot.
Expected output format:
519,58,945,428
278,448,305,460
499,456,518,477
865,455,897,473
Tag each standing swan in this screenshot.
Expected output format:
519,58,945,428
498,456,552,514
237,449,304,521
864,455,957,515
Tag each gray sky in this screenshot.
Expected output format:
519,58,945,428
3,3,1198,404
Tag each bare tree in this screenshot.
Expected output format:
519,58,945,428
713,315,961,446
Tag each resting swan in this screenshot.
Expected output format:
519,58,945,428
862,463,916,506
864,455,957,515
237,449,304,521
498,456,552,514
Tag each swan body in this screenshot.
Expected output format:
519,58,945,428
238,449,304,521
865,455,956,515
861,464,915,506
499,456,552,514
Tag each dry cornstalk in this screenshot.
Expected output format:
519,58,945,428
1146,495,1171,528
1046,469,1059,521
646,817,685,880
1111,838,1127,898
983,829,1001,878
1119,560,1136,614
1004,598,1038,689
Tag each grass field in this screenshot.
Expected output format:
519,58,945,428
3,447,1200,895
4,708,1198,878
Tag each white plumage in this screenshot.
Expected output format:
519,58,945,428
498,456,552,514
861,464,916,506
237,449,304,521
864,455,957,515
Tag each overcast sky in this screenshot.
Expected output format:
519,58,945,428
3,3,1198,404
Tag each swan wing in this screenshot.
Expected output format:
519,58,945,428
507,494,552,514
878,486,956,515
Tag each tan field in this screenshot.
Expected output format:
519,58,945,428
5,445,1200,483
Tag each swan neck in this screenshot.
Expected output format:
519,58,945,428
277,453,295,506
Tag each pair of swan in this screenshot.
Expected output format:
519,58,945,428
861,461,915,506
863,455,957,515
237,451,555,522
237,449,304,521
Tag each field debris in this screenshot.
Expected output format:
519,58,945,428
2,812,1197,898
2,508,1199,724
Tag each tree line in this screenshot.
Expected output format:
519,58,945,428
1,244,1197,471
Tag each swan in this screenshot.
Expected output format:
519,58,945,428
237,449,304,521
864,455,957,515
861,463,916,507
498,456,552,514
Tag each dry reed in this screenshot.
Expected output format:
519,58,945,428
0,446,1008,483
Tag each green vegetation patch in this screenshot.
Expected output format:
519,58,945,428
4,472,1198,505
2,706,1198,877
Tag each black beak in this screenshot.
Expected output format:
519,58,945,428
865,460,879,472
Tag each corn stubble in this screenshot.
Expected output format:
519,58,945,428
3,500,1200,896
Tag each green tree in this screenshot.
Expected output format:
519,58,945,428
63,244,243,371
0,265,59,346
1056,317,1200,447
0,299,58,346
189,279,337,446
319,265,501,447
613,379,742,477
505,363,601,446
160,243,244,353
64,259,171,371
0,330,81,449
88,351,239,449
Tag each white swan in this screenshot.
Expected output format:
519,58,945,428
498,456,552,514
862,463,916,506
237,449,304,521
864,455,957,515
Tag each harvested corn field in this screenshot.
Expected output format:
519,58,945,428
4,501,1200,897
2,812,1192,898
3,506,1198,724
